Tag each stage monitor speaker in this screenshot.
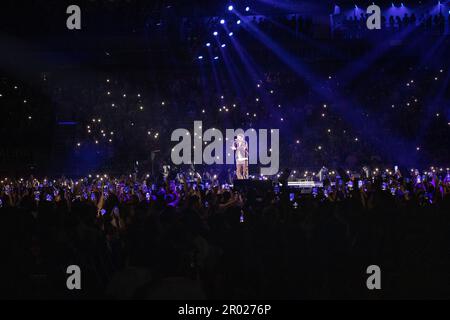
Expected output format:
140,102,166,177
233,179,273,193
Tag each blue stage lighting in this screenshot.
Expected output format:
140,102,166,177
228,32,233,36
228,5,233,11
220,19,225,24
214,56,219,60
221,44,226,48
245,6,250,12
236,20,241,25
206,42,211,47
213,31,218,36
198,56,203,60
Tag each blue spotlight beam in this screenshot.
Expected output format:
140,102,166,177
254,13,348,61
235,11,416,166
223,24,281,122
336,24,419,85
255,0,321,13
214,34,244,98
206,46,223,94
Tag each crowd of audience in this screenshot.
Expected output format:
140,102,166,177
50,55,450,172
1,55,448,175
1,166,449,299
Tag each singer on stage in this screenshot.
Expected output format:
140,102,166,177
231,134,249,179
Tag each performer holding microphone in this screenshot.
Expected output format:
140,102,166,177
231,134,249,179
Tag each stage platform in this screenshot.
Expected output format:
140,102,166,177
231,179,328,193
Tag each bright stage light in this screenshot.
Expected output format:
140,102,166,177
214,56,219,60
221,44,226,48
220,19,225,24
228,5,233,11
236,20,241,25
213,31,218,36
245,6,250,12
206,42,211,47
198,56,203,60
228,32,233,36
